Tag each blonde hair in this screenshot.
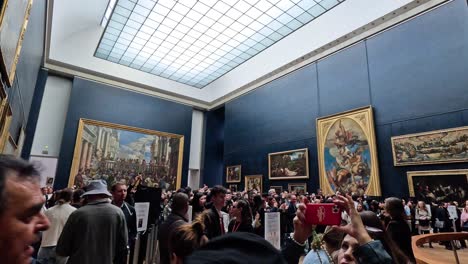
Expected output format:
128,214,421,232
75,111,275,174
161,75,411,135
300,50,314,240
169,212,208,258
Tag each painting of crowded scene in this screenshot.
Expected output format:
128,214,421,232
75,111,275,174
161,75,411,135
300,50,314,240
407,169,468,206
317,107,381,196
69,119,184,191
392,126,468,166
268,148,309,180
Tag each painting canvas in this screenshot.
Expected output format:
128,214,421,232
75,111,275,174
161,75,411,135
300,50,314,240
268,148,309,180
69,119,184,191
245,175,262,193
288,183,307,195
229,184,238,192
407,170,468,206
226,165,241,183
316,106,381,196
46,177,54,186
0,0,33,86
392,126,468,166
270,186,283,195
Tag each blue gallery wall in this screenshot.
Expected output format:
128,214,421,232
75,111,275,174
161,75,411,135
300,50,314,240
206,0,468,197
54,77,193,189
4,0,46,143
203,107,225,187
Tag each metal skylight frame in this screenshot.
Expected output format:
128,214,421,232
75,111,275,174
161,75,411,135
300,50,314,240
96,0,345,88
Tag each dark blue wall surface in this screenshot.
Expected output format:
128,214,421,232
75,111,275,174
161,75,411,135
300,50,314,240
5,0,46,142
55,77,193,189
211,0,468,197
203,107,225,187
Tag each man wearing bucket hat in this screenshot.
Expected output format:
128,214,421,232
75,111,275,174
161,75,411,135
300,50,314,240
56,180,128,264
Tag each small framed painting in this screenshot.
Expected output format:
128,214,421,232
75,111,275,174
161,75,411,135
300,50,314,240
245,174,262,193
226,165,241,183
46,177,55,186
288,183,307,195
269,148,309,180
270,186,283,195
229,184,238,192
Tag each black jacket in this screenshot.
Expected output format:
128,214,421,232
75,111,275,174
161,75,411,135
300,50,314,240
204,207,224,239
158,212,188,264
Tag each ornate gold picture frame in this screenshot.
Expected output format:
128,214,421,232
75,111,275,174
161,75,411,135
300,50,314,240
288,183,307,195
391,126,468,166
268,148,309,180
226,165,241,183
69,119,184,191
0,0,34,86
316,106,381,196
245,174,262,193
407,169,467,205
270,186,283,195
228,184,237,192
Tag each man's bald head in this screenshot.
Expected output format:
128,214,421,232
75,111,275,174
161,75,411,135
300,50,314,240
171,192,189,214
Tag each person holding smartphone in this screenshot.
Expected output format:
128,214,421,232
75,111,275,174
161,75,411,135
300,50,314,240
282,194,394,264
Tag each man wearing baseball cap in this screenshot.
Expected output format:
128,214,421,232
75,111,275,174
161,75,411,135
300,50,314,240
56,179,128,264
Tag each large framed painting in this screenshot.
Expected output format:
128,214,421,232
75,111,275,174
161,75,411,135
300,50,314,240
268,148,309,180
316,106,381,196
0,0,34,86
69,119,184,191
391,126,468,166
407,169,468,206
288,183,307,195
226,165,241,183
245,174,262,193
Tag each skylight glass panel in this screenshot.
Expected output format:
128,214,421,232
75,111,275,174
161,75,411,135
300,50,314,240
96,0,345,88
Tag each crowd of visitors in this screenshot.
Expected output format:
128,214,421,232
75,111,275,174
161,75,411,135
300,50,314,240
0,155,467,264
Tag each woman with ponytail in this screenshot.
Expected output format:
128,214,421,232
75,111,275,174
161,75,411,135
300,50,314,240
169,212,209,264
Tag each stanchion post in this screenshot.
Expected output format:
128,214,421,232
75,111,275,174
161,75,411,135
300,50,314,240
133,232,140,264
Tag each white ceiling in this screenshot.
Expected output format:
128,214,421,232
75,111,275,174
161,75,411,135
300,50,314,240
45,0,437,109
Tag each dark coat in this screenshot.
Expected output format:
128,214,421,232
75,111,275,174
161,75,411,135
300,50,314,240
387,219,415,262
158,212,188,264
204,207,224,239
228,219,254,233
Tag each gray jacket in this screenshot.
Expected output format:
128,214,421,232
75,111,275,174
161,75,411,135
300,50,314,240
56,199,128,264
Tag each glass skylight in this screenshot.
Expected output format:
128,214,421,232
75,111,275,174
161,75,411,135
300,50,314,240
96,0,345,88
101,0,118,27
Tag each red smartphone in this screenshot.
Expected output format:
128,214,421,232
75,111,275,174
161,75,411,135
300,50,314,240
305,203,342,226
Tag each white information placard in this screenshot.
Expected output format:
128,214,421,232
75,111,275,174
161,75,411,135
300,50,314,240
187,205,193,224
447,205,458,220
135,202,150,232
29,156,58,187
265,212,281,249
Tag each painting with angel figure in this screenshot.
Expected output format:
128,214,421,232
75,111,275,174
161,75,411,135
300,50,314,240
69,119,184,191
317,107,381,196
